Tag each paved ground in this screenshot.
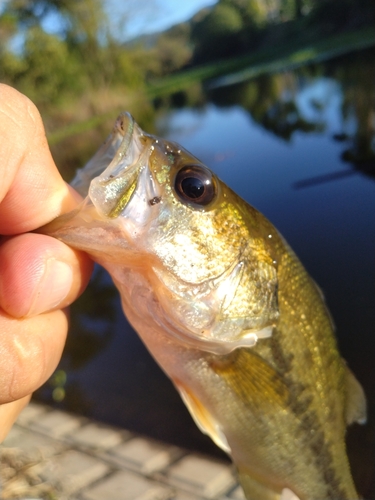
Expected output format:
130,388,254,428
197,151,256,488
0,402,245,500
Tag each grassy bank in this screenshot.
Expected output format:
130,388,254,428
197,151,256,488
146,26,375,95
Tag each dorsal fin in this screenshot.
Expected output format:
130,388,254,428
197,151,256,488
344,363,367,425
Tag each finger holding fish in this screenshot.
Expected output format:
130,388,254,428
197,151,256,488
0,85,93,441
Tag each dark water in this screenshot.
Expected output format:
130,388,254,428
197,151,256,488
36,49,375,497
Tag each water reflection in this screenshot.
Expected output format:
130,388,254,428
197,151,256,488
36,266,117,414
207,49,375,184
35,48,375,496
209,73,322,139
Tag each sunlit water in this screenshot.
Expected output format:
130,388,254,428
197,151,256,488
36,51,375,496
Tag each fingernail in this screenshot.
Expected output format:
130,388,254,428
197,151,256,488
28,259,73,316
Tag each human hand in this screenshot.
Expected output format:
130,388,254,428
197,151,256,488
0,84,93,441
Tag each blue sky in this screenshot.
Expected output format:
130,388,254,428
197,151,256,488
107,0,217,40
143,0,216,30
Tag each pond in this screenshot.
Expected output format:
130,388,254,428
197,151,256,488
36,48,375,497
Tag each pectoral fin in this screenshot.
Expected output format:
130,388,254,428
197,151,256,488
344,363,367,425
174,380,231,454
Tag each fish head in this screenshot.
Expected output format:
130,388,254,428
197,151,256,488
42,113,279,354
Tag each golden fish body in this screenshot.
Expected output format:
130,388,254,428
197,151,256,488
42,113,366,500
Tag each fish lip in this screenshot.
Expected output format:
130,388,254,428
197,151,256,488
71,112,136,198
83,113,161,223
69,111,158,220
88,114,155,218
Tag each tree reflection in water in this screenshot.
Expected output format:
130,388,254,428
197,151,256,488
208,48,375,185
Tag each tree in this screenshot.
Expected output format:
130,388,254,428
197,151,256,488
0,0,147,100
192,2,245,63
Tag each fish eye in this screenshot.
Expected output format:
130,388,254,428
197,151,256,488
174,165,217,207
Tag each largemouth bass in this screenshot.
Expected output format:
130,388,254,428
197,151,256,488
41,113,366,500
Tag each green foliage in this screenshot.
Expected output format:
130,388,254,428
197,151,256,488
154,35,192,75
222,0,269,26
191,0,289,63
0,11,17,42
191,0,375,64
109,46,145,89
192,3,246,63
306,0,375,32
202,3,244,37
279,0,298,20
0,0,148,109
146,23,193,78
3,0,105,39
10,27,85,105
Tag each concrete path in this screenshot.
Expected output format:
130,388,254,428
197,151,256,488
0,402,245,500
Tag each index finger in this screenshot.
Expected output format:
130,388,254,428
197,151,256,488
0,84,78,234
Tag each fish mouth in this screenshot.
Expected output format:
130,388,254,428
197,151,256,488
71,112,139,199
82,112,158,219
57,111,161,224
38,112,160,256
